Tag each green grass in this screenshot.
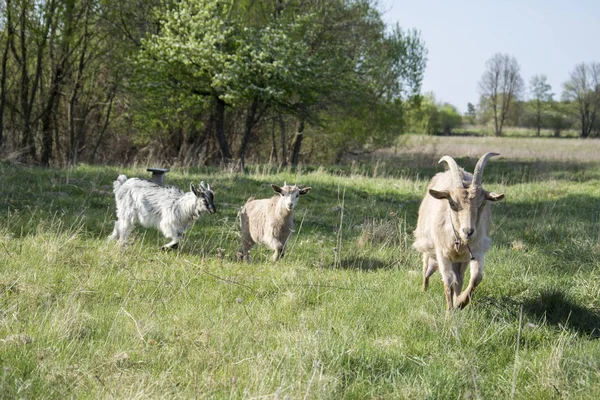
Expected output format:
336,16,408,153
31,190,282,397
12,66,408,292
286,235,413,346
1,147,600,399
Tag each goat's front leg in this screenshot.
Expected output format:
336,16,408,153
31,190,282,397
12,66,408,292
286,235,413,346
272,247,283,261
455,257,484,308
162,239,179,250
162,232,182,251
437,255,459,311
271,241,285,261
451,262,467,304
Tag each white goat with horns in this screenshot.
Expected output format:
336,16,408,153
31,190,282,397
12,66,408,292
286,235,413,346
413,153,505,310
109,175,216,249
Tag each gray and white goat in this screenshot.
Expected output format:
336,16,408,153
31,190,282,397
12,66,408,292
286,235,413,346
238,183,311,262
109,175,216,249
413,153,504,310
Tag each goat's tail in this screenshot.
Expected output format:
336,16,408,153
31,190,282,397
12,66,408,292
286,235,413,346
245,195,255,204
113,174,128,192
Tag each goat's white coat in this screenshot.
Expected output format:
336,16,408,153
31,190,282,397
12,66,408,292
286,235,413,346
238,184,311,262
109,175,215,249
413,154,504,309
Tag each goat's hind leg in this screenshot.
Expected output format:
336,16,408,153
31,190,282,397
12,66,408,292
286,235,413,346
237,238,254,263
116,218,134,247
422,254,438,291
108,221,120,241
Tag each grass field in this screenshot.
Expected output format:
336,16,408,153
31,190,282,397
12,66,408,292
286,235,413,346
1,138,600,398
452,125,580,139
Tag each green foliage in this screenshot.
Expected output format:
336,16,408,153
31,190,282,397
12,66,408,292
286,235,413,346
438,103,461,135
131,0,427,163
406,94,461,135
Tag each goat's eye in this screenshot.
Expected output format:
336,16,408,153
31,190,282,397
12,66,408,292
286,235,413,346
449,200,459,211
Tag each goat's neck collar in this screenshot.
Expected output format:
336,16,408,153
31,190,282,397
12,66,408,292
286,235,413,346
448,208,475,260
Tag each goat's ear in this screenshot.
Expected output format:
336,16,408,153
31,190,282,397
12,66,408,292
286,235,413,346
190,183,202,197
486,192,505,202
299,187,312,195
272,184,284,194
428,189,450,200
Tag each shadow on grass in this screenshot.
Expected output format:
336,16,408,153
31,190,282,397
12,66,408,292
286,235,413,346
479,289,600,339
332,256,392,271
522,289,600,338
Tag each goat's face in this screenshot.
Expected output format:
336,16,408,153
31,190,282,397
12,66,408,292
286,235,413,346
191,182,216,215
272,183,311,211
429,185,504,244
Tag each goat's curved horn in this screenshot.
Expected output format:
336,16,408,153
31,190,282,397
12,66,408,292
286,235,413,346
438,156,463,188
473,153,499,186
200,181,207,191
206,182,211,191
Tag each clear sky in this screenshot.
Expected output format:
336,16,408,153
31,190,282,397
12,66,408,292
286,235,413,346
381,0,600,113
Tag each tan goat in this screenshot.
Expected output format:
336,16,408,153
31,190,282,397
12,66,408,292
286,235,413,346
238,183,311,262
413,153,505,310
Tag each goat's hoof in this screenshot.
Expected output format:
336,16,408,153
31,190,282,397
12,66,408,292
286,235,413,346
455,299,470,309
162,243,178,251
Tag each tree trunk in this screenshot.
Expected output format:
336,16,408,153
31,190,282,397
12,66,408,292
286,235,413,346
16,0,57,163
91,90,115,163
67,1,88,166
536,99,541,137
580,108,591,138
40,70,62,166
492,99,501,137
270,118,278,165
0,9,11,148
214,97,231,160
238,98,259,171
17,4,33,160
279,115,287,167
291,118,305,167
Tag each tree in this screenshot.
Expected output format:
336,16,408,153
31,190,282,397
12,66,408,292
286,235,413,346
405,94,461,135
547,101,573,137
478,53,524,136
439,103,461,135
136,0,426,167
0,0,426,167
562,62,600,138
529,74,553,137
466,102,476,124
406,93,438,135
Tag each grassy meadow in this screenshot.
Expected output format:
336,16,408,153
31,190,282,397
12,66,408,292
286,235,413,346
1,136,600,399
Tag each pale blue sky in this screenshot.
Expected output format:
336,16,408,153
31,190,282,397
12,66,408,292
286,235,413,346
381,0,600,113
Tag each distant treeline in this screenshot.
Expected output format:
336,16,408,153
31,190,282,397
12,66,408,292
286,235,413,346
407,55,600,138
0,0,427,168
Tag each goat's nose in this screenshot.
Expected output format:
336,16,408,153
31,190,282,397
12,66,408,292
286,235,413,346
463,228,475,237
